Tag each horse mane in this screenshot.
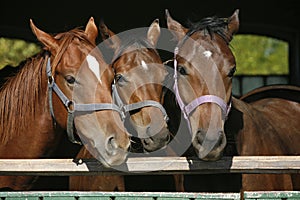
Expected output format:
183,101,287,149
0,53,46,143
0,28,94,144
184,15,231,44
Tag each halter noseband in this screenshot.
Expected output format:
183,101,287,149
46,56,123,144
173,47,231,122
112,81,169,123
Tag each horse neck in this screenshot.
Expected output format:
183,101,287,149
0,55,57,147
225,97,255,154
231,97,253,114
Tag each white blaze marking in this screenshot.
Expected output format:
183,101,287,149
203,50,212,58
141,60,148,70
87,55,101,83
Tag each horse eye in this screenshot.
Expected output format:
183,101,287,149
115,74,122,82
228,66,236,77
178,65,188,75
65,75,76,84
115,74,126,84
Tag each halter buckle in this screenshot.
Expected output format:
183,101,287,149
48,76,54,87
66,100,75,113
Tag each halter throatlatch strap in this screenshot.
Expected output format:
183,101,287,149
112,83,169,122
46,57,123,144
173,47,231,123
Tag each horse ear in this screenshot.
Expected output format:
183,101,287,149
165,9,188,41
84,17,98,45
227,9,240,38
30,19,59,53
99,20,121,50
147,19,160,47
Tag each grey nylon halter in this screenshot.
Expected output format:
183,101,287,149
111,82,169,123
46,57,123,144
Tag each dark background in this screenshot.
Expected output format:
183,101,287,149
1,0,299,85
1,0,299,40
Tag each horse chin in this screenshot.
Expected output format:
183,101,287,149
141,127,171,152
86,144,128,167
96,150,128,167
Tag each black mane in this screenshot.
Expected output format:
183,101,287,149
185,15,230,44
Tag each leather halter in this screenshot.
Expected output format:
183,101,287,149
46,56,123,144
173,47,231,126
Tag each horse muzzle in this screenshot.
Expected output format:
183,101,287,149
192,128,227,161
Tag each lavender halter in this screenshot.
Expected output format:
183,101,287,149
173,47,231,122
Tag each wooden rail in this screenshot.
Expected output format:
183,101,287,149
0,156,300,176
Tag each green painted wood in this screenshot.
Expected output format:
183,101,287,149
4,198,38,200
244,191,300,199
43,197,75,200
79,197,112,200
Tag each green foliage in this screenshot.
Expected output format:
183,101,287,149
0,35,289,75
0,38,41,69
230,34,288,75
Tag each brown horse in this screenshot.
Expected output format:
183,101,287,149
166,9,237,161
166,9,300,191
0,17,130,190
69,19,185,191
226,85,300,191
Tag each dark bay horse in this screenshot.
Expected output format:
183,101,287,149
166,9,237,161
69,19,184,191
0,17,130,190
226,85,300,191
166,9,300,191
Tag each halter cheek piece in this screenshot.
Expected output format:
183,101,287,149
173,47,231,126
46,57,123,145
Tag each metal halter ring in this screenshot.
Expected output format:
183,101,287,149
48,76,54,87
66,100,75,113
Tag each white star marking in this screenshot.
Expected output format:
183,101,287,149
87,55,101,83
203,50,212,58
141,60,148,70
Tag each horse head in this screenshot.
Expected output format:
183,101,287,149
30,17,130,166
165,10,239,160
99,19,171,152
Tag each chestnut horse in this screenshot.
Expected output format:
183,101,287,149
166,9,300,191
69,19,185,191
0,17,130,190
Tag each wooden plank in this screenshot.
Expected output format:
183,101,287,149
0,191,241,200
0,156,300,176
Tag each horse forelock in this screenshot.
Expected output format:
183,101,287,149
180,16,231,46
112,37,158,63
51,28,96,71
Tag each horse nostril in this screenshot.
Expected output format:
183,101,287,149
106,136,118,156
142,137,154,146
196,129,223,146
197,130,206,145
